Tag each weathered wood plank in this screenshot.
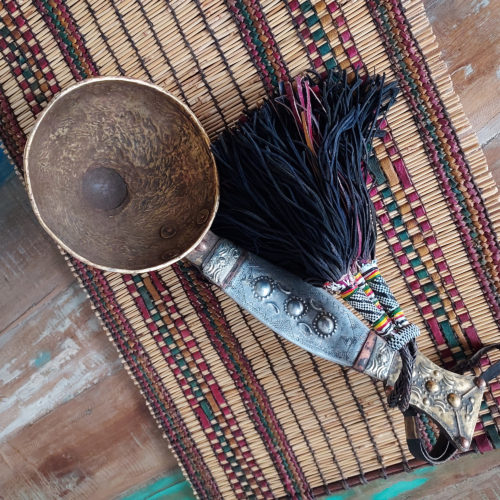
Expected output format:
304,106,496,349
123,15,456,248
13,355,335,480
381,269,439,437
0,174,178,499
424,0,500,148
313,450,500,499
0,175,75,332
119,472,195,500
484,137,500,187
0,371,178,499
0,279,119,440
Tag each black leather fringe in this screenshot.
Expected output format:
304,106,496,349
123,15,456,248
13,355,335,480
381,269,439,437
213,70,398,286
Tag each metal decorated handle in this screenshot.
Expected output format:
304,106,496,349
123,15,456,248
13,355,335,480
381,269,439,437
187,233,486,457
387,352,486,453
188,232,378,371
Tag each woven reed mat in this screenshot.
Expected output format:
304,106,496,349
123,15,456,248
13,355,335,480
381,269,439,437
1,0,500,497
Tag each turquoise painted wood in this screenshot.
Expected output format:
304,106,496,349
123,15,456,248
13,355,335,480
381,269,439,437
120,471,196,500
323,467,434,500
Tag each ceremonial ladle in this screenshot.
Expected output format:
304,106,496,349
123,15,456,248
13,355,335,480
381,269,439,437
24,77,487,462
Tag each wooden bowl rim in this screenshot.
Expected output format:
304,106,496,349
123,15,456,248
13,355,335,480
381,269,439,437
24,76,219,273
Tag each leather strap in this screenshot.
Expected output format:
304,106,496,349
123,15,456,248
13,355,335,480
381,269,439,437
481,358,500,384
455,343,500,377
404,408,458,464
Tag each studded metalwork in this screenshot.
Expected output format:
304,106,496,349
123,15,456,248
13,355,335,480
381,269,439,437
447,393,461,408
313,313,337,338
425,380,439,393
285,297,307,318
387,352,486,451
254,277,274,300
193,237,487,453
198,238,369,367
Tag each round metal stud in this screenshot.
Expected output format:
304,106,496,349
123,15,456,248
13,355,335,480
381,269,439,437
447,393,461,408
425,380,439,393
422,397,430,405
458,437,470,450
160,225,177,239
313,313,336,338
253,277,273,299
285,297,307,318
82,166,128,211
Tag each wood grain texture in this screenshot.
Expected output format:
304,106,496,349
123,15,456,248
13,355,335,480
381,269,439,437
0,177,75,333
484,138,500,188
0,277,118,441
0,0,499,498
424,0,500,177
0,174,178,499
0,373,178,500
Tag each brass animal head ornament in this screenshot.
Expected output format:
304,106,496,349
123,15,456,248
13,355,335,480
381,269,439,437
24,76,498,465
24,77,218,273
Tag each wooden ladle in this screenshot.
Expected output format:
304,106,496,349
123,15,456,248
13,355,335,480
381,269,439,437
24,77,485,461
25,77,218,273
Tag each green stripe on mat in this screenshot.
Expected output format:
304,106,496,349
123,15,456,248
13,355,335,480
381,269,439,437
119,471,195,500
0,143,14,186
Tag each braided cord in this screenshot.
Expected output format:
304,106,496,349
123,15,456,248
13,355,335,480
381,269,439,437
361,261,420,351
340,285,392,333
325,273,399,341
356,272,383,311
360,262,419,412
362,266,401,319
325,266,419,412
326,274,397,340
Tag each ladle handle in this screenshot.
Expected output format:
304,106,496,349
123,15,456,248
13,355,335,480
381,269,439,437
188,234,486,453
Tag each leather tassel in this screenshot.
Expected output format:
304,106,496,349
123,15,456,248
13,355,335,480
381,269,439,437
213,70,397,286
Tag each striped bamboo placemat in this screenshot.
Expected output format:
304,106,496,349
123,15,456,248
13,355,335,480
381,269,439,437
1,0,499,498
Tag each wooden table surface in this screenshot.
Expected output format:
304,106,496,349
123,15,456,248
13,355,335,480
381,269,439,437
1,1,499,498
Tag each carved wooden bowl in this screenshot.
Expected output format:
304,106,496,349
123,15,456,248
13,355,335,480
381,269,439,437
24,77,219,273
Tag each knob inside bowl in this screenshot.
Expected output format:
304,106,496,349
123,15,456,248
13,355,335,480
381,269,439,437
82,166,128,211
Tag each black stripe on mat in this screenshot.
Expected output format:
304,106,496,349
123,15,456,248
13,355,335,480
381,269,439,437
163,0,229,127
109,0,153,80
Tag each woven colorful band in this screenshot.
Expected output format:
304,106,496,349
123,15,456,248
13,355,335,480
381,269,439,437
363,268,381,282
339,284,393,335
361,263,403,319
362,284,382,309
390,307,405,322
339,285,356,300
373,314,392,334
360,262,418,350
354,271,384,312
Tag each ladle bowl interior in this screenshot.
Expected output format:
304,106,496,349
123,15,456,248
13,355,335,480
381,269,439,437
25,77,218,273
